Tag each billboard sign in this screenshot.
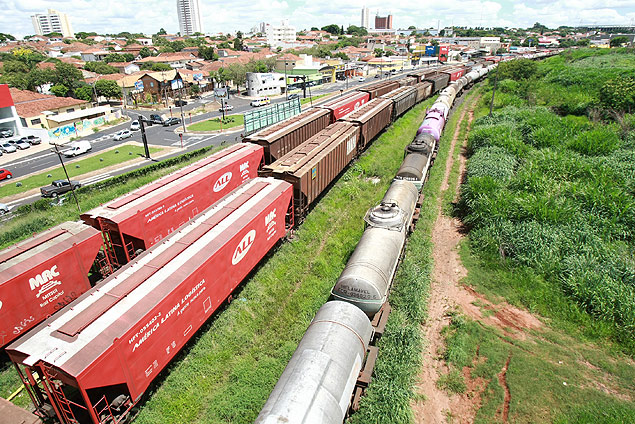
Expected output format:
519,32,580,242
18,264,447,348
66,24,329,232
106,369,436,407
193,73,203,81
214,87,228,98
171,79,184,90
134,80,144,91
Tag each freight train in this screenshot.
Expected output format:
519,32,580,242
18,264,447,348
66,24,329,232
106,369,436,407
3,51,560,424
253,62,507,424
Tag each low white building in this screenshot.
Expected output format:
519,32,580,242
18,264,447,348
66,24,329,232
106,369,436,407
265,20,296,47
246,72,286,97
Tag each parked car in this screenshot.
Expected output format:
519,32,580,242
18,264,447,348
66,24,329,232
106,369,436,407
130,121,140,131
0,169,12,181
163,117,182,126
10,139,31,150
250,97,270,107
288,94,300,100
374,74,380,78
174,100,188,107
114,130,132,141
22,135,41,145
0,128,13,138
150,114,164,125
219,104,234,112
40,180,81,198
0,143,16,153
0,203,9,215
358,77,365,82
62,140,92,157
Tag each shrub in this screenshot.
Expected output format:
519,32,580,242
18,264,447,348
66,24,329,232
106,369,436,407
567,127,621,156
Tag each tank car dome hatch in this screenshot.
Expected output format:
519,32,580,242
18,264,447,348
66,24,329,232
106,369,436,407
365,202,406,230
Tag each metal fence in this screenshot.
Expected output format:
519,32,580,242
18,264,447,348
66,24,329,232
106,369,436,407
243,98,301,136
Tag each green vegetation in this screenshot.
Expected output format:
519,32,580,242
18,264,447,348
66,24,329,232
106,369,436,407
188,114,244,132
486,49,635,117
462,49,635,353
0,146,160,198
439,300,635,424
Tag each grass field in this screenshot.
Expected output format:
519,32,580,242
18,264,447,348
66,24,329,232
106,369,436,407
0,145,162,199
188,115,244,131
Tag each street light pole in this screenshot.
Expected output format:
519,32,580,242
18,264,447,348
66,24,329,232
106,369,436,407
52,144,81,214
284,62,288,100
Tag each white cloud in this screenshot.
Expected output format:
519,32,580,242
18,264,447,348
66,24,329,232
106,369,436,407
0,0,632,38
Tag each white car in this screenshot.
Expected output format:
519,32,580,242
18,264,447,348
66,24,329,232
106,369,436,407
219,104,234,112
114,130,132,141
0,143,16,153
357,77,365,82
130,121,140,131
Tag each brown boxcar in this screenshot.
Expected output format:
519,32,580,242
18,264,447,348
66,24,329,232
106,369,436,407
264,122,360,218
243,108,331,164
339,98,393,152
407,69,437,83
380,86,418,120
398,77,417,87
413,81,433,103
358,80,400,99
424,73,450,93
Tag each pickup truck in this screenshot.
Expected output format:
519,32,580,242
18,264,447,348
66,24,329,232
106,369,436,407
40,180,81,197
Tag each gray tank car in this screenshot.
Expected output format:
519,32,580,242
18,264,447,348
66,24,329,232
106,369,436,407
254,301,373,424
331,180,418,315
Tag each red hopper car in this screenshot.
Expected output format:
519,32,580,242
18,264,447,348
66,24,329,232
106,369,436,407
316,91,370,122
7,178,293,424
81,143,263,265
0,222,108,348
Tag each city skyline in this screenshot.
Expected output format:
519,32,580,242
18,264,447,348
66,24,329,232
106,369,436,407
1,0,634,38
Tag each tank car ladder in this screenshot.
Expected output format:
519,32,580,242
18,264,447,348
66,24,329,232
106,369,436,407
39,365,82,424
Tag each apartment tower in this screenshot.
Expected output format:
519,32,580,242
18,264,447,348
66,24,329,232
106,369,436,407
176,0,203,36
361,7,370,29
31,9,74,38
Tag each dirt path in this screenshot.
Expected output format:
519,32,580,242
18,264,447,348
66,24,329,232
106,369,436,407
411,96,477,424
412,93,546,423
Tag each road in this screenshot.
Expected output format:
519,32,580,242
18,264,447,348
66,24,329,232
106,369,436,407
0,66,429,212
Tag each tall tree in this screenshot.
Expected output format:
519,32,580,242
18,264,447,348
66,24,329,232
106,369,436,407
95,79,123,99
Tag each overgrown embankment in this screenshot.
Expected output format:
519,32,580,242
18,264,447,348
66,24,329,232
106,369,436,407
463,48,635,351
433,48,635,423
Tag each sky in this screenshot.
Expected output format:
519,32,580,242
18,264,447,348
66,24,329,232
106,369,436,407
1,0,634,38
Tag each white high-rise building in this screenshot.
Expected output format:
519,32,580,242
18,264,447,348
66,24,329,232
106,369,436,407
265,20,296,47
31,9,74,38
361,7,370,29
176,0,203,36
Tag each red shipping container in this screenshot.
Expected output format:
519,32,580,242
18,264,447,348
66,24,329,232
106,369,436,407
8,178,293,424
81,143,263,264
0,222,104,347
316,91,370,122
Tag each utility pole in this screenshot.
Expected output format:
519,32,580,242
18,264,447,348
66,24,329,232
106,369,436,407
137,115,151,159
52,144,81,214
489,66,499,117
178,82,186,134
